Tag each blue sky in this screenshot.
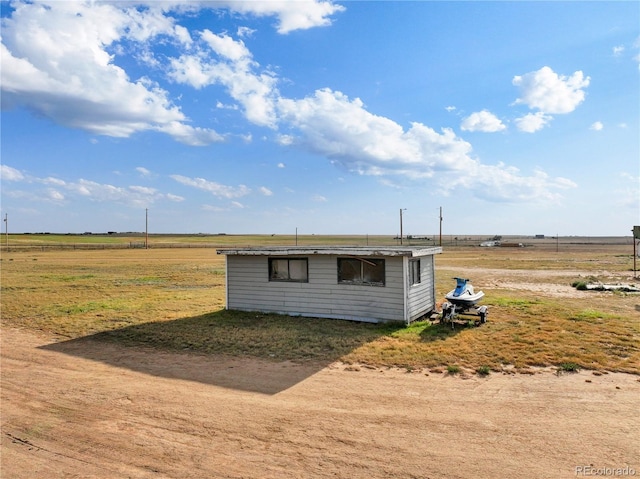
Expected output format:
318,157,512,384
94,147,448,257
1,1,638,236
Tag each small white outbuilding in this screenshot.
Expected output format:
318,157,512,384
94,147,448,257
217,246,442,324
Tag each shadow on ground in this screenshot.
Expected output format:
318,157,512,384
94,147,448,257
40,310,399,395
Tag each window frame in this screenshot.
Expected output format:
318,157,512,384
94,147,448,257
268,257,309,283
337,257,385,287
409,259,421,285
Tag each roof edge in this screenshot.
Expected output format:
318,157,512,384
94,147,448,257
216,246,443,257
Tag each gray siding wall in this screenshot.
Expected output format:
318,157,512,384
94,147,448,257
406,255,436,321
226,254,408,322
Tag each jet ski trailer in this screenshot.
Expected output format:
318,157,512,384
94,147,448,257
440,277,488,326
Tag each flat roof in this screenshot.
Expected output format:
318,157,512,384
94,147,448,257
216,246,442,257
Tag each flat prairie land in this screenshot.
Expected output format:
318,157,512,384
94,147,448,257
1,239,639,478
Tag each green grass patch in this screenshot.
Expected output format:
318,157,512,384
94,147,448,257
557,362,580,373
446,365,461,375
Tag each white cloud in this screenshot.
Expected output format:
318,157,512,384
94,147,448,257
166,193,185,202
0,2,224,145
259,187,273,196
237,26,256,38
0,3,577,206
65,180,159,207
278,88,573,202
170,174,250,198
277,162,286,168
312,194,328,202
201,31,251,62
590,121,604,131
136,167,151,177
168,31,279,127
42,177,67,186
157,121,225,146
277,135,295,146
0,165,25,181
445,106,456,112
442,165,576,202
613,45,625,56
512,66,590,114
460,110,506,132
174,25,193,46
46,189,65,202
221,1,346,34
0,164,177,207
514,112,553,133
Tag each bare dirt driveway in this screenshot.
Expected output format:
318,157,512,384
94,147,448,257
1,327,638,479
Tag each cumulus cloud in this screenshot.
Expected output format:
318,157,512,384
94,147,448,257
590,121,604,131
514,112,553,133
259,186,273,196
221,0,345,34
170,174,250,198
0,1,342,144
168,30,279,127
512,66,590,114
0,1,224,145
277,88,574,201
1,3,576,205
460,110,506,132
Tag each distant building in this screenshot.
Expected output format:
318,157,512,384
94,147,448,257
535,235,545,239
217,246,442,324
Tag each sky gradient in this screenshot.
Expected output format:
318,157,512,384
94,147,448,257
1,1,639,236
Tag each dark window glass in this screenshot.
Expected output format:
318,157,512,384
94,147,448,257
410,259,421,285
337,258,385,286
269,258,308,282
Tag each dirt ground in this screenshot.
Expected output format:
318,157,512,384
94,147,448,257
1,326,638,479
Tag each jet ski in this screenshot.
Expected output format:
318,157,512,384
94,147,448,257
444,277,485,307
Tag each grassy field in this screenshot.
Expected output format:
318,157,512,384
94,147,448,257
1,238,638,374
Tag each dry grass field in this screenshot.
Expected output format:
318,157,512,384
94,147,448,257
2,238,638,373
2,237,639,478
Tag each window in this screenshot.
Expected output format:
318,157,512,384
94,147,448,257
269,258,308,282
337,257,385,286
410,259,421,285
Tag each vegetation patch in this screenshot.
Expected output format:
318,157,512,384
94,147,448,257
1,244,639,374
557,362,580,374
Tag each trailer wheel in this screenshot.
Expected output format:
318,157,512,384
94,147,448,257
441,304,450,322
479,311,487,324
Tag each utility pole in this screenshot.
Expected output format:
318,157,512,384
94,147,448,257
145,208,149,249
399,208,406,245
3,213,7,250
439,206,442,247
633,226,640,278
